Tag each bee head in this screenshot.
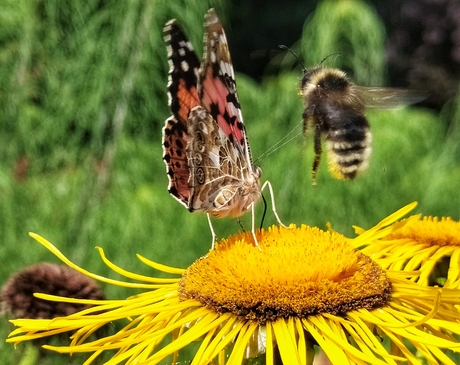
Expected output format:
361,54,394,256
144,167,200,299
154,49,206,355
302,67,349,92
301,66,322,89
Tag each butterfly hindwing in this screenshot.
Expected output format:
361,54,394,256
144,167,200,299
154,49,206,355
163,20,201,207
187,105,254,217
162,116,190,206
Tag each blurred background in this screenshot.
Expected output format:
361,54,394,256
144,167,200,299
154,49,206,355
1,0,459,363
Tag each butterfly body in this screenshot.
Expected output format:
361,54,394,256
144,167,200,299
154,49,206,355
163,9,261,220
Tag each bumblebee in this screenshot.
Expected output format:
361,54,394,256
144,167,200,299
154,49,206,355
300,66,424,183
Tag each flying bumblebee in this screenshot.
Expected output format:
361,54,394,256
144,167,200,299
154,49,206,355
300,66,425,183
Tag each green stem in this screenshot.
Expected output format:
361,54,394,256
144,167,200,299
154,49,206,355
18,343,40,365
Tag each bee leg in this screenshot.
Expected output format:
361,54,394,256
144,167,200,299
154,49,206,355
312,123,322,185
302,115,309,134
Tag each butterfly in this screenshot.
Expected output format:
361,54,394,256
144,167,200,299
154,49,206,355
162,9,282,245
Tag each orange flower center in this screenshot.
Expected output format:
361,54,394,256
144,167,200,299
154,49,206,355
179,225,391,323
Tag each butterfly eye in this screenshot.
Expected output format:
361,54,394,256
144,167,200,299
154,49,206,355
253,166,262,179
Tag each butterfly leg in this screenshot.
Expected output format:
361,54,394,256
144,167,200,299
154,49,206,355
207,213,218,249
260,180,287,228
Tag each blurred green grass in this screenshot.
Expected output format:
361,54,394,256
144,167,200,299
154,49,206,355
300,0,386,85
1,0,460,364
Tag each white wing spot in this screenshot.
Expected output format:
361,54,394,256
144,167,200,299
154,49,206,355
210,51,217,64
220,61,233,78
181,60,189,72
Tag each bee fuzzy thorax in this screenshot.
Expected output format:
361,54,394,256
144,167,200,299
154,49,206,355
300,67,349,99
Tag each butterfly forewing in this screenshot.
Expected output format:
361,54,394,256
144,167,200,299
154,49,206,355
164,20,201,123
163,20,201,207
200,10,250,159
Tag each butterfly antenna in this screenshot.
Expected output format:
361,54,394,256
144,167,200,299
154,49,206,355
237,218,246,232
259,180,287,228
279,45,306,71
254,121,303,164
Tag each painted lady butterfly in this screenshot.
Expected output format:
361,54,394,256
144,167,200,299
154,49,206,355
163,9,281,245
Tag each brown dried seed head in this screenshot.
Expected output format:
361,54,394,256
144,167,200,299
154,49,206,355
1,263,105,319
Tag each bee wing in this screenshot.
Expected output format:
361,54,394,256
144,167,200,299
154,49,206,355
353,85,427,109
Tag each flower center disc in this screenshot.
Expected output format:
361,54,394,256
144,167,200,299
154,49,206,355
179,225,391,323
387,216,460,247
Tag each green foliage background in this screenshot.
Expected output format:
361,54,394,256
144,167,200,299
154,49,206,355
1,0,459,364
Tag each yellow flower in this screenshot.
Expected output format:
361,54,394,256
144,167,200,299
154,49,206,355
6,203,460,365
354,214,460,288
